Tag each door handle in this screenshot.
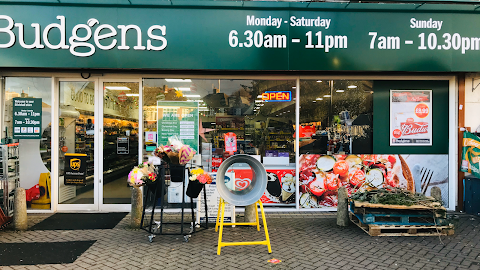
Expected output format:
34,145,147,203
99,178,102,183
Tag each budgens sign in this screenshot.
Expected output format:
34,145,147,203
1,4,480,71
0,15,167,57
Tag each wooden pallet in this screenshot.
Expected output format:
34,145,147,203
350,201,447,225
350,212,454,236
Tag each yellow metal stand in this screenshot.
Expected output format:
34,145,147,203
216,197,272,255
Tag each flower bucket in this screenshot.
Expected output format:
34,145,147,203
186,180,204,198
170,164,186,182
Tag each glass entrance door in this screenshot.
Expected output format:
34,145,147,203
57,80,98,210
99,80,140,211
57,78,140,212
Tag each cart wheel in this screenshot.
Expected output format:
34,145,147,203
148,235,155,243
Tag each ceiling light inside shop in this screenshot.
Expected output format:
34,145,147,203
324,95,331,97
336,90,345,93
292,87,296,89
316,98,323,100
105,86,130,91
184,94,201,97
257,95,262,98
255,100,262,103
165,79,192,82
199,107,208,111
126,94,139,97
313,101,316,102
348,85,357,89
317,80,323,82
175,87,191,91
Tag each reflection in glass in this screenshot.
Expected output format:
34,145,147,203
143,79,296,161
103,82,139,204
299,80,374,155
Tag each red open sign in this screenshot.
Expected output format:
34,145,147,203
261,91,292,102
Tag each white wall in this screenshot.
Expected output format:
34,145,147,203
465,75,480,133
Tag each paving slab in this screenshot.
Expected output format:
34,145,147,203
0,212,479,269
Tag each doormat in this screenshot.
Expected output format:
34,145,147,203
0,241,95,266
30,213,128,230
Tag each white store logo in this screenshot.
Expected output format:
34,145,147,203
0,15,168,57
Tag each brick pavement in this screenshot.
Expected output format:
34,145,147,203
1,211,480,270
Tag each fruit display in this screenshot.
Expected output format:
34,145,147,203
299,154,414,208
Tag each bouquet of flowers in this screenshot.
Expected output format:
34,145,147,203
127,162,157,188
189,167,213,184
186,167,212,198
154,136,196,165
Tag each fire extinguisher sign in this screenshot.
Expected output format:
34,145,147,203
390,90,433,146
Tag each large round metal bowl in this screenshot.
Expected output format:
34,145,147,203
216,155,267,206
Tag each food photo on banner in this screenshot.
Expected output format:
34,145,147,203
299,154,449,208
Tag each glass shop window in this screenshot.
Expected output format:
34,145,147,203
1,77,52,210
299,80,374,155
143,79,297,207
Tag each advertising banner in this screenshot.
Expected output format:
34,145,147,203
299,154,449,208
197,173,235,223
64,153,87,186
12,98,42,139
157,101,199,152
224,166,296,205
461,131,480,178
262,168,296,205
390,90,432,146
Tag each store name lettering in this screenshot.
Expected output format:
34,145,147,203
261,91,292,102
71,89,95,105
0,15,168,57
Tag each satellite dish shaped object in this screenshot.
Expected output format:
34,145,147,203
216,155,267,206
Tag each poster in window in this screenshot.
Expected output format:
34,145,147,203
157,101,199,152
64,153,87,186
390,90,432,146
12,98,42,139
